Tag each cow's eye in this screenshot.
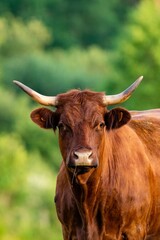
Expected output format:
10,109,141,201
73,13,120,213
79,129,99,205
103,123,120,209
99,122,105,129
95,122,105,131
58,122,67,132
58,122,72,136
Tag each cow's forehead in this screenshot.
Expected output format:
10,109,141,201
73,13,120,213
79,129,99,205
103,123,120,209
57,89,105,106
56,90,106,126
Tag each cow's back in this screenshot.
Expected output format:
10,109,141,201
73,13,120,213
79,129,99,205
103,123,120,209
130,110,160,236
130,109,160,161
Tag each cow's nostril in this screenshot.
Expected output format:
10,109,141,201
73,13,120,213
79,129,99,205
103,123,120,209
88,151,93,159
73,152,79,159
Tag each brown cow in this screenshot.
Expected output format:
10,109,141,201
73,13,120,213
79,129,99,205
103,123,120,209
14,77,160,240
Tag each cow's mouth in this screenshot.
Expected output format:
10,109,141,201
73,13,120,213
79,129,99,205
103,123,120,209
68,165,97,175
76,166,93,175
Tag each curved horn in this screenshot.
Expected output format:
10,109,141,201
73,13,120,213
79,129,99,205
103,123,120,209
103,76,143,106
13,80,58,106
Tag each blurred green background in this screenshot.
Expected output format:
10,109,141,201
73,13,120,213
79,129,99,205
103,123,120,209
0,0,160,239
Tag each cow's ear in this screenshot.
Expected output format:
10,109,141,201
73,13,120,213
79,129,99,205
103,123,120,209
30,108,59,130
105,107,131,129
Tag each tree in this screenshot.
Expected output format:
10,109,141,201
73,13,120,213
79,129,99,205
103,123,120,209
0,134,62,240
0,17,51,58
111,0,160,109
3,46,109,95
0,0,139,49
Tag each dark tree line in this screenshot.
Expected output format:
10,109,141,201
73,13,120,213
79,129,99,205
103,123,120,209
0,0,139,48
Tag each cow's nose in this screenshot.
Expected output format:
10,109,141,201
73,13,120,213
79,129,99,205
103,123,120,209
73,149,93,166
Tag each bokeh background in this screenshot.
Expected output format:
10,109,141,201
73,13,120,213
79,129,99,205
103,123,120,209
0,0,160,239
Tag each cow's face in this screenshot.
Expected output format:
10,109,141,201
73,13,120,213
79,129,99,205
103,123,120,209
55,95,107,171
30,90,131,173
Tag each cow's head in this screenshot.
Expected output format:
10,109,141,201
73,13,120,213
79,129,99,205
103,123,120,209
13,77,143,174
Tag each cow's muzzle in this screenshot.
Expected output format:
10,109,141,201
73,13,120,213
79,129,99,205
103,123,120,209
67,148,98,168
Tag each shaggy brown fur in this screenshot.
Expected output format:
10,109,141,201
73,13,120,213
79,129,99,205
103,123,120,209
30,90,160,240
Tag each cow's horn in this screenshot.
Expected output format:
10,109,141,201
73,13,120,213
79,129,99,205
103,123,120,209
13,80,58,106
103,76,143,106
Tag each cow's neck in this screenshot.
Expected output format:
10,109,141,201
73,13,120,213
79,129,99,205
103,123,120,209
68,167,100,204
67,146,109,230
68,167,103,237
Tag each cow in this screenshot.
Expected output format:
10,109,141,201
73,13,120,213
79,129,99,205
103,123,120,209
14,76,160,240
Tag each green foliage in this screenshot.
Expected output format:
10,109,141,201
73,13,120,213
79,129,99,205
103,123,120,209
0,17,51,57
0,0,137,48
3,47,109,95
112,0,160,109
0,134,62,240
0,87,18,132
0,134,27,193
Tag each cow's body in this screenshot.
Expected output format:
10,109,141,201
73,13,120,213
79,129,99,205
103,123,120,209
55,109,160,240
14,78,160,240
